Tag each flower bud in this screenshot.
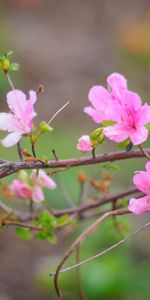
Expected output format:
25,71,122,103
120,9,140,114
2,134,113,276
77,135,93,153
40,121,53,133
77,171,87,184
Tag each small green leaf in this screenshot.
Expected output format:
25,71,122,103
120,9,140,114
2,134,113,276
125,142,133,152
118,139,130,149
146,123,150,130
102,121,116,127
48,234,57,244
16,227,32,240
40,121,53,133
38,211,57,228
56,215,69,227
103,162,119,171
35,231,48,241
9,63,20,71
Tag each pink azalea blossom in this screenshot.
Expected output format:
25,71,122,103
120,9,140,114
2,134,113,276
10,180,32,199
0,89,37,147
77,135,93,153
30,169,56,189
104,90,150,145
32,186,44,203
10,169,57,203
84,73,127,123
128,162,150,214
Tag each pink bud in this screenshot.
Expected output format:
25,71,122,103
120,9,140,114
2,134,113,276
77,135,92,153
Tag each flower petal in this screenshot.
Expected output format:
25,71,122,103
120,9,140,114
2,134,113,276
0,113,15,131
103,124,129,142
32,186,44,202
128,195,150,215
121,91,142,111
1,132,22,147
7,90,27,119
84,106,105,123
145,161,150,172
37,170,57,189
28,90,37,104
133,171,150,194
88,86,111,110
129,126,148,145
107,73,127,97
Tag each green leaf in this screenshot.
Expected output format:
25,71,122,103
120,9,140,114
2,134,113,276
16,227,32,240
35,231,48,241
56,215,69,227
102,121,116,127
118,139,130,149
47,234,57,244
38,211,57,228
40,121,53,133
125,142,133,152
9,63,20,71
103,162,119,171
145,123,150,130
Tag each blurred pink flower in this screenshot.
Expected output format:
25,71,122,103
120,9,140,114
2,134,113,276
32,186,44,203
10,169,57,203
128,162,150,214
0,90,37,147
104,90,150,145
77,135,93,153
10,180,32,199
84,73,127,123
30,169,56,189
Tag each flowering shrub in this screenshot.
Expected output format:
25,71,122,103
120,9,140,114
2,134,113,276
0,51,150,298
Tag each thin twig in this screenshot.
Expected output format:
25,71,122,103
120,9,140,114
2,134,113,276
32,143,36,158
51,208,130,297
54,220,150,273
17,141,24,161
1,219,43,232
138,144,150,160
48,101,70,125
5,71,15,90
76,244,87,300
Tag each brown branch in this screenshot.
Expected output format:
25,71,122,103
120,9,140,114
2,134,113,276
52,187,140,217
1,219,43,232
0,187,140,223
51,208,130,297
0,148,150,179
56,220,150,273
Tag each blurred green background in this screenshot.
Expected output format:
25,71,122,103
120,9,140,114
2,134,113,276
1,0,150,299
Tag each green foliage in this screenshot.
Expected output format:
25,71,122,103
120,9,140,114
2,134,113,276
34,211,71,244
118,139,130,149
0,51,20,72
90,128,104,146
125,142,133,152
102,121,116,127
16,227,32,240
102,162,119,171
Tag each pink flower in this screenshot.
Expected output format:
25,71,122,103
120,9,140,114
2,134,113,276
84,73,127,123
10,180,32,199
30,169,56,189
37,170,56,189
104,91,150,145
77,135,93,153
128,162,150,214
0,90,37,147
32,186,44,203
84,73,150,145
10,169,57,203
